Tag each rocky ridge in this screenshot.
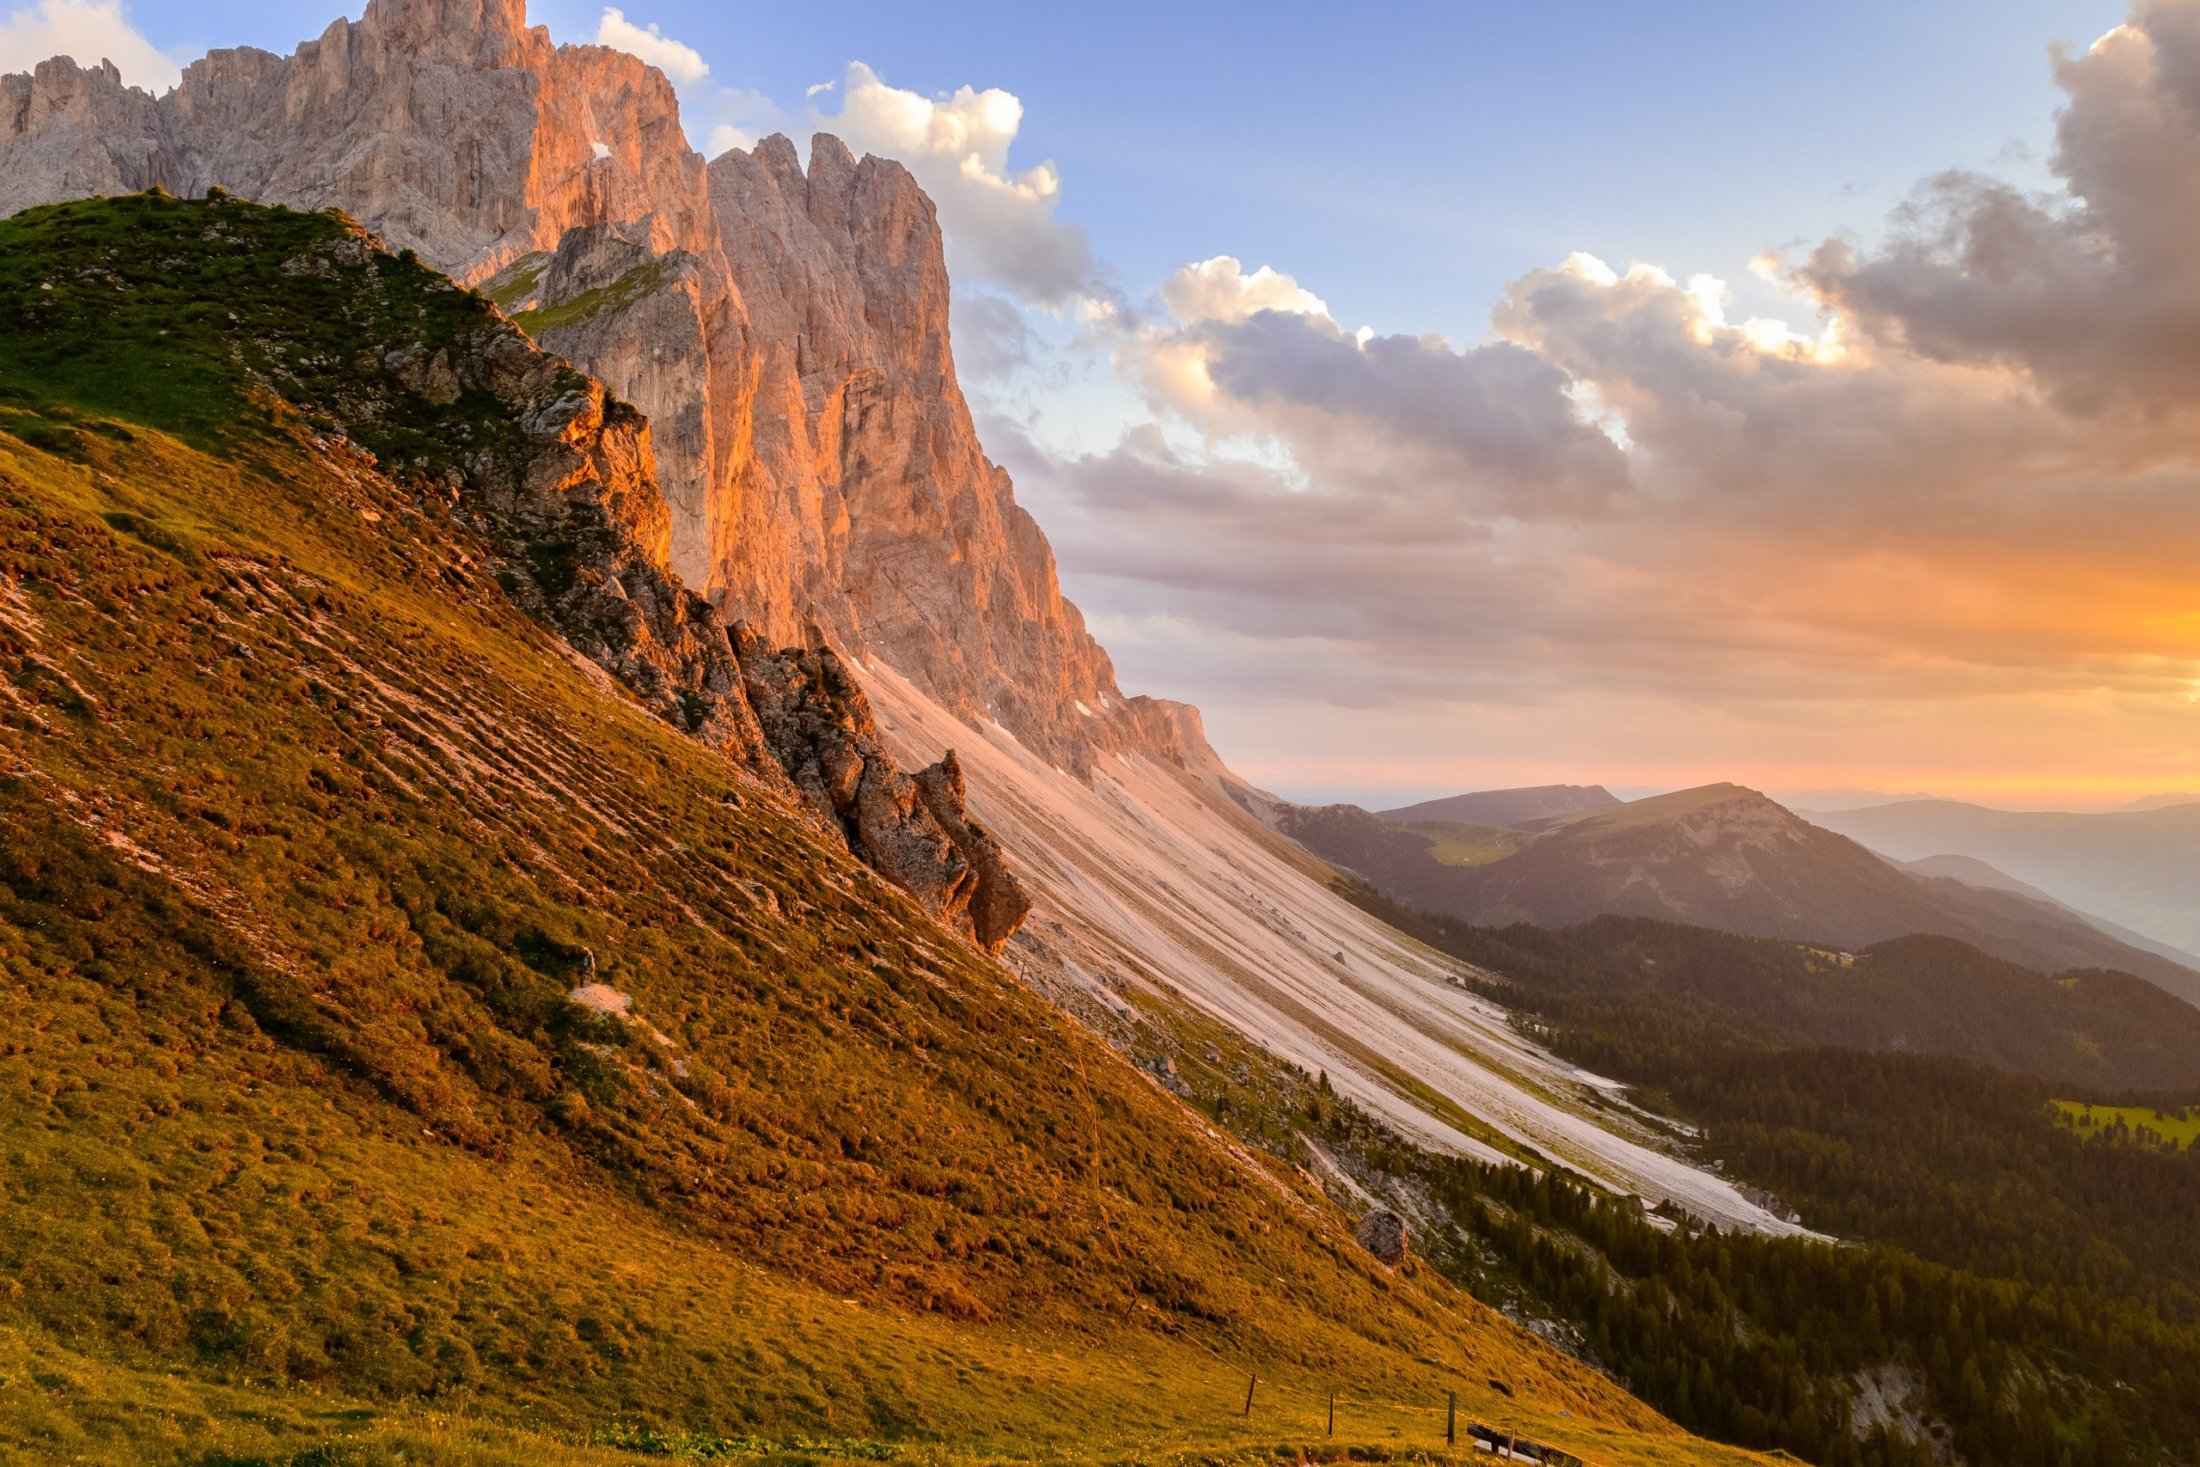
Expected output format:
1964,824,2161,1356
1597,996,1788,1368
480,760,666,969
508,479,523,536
0,0,1205,777
170,194,1024,951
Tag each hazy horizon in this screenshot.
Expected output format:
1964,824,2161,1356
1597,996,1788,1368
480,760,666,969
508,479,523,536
1273,779,2200,817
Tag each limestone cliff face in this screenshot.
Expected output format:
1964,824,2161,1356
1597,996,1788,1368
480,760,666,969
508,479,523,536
706,133,1168,774
0,0,1211,778
495,223,751,596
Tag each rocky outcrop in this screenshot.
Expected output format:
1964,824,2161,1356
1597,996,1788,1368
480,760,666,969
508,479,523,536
912,751,1032,953
0,0,1211,778
1357,1209,1410,1266
730,623,982,934
271,222,777,776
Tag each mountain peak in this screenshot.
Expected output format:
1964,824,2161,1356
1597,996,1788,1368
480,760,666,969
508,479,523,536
809,129,859,177
1520,782,1788,838
0,0,1207,779
360,0,533,61
1379,781,1620,827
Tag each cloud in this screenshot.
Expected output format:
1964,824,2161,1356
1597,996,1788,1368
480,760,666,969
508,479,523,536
1161,257,1331,325
1121,255,1630,522
0,0,178,91
699,88,791,157
1800,2,2200,416
581,9,789,158
1020,2,2200,797
816,61,1095,306
593,7,708,86
951,293,1039,380
574,26,1093,303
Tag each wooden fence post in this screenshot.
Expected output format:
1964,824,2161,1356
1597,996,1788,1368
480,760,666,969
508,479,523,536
1447,1390,1457,1446
1327,1390,1336,1437
1242,1372,1257,1416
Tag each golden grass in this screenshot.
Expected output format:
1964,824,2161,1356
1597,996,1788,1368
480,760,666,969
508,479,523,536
0,194,1772,1467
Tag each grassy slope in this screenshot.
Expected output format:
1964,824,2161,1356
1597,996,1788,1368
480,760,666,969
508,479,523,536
2055,1101,2200,1151
1391,820,1530,868
0,193,1763,1467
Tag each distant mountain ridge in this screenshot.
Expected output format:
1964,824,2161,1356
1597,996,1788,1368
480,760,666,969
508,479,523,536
2112,792,2200,813
1280,783,2200,1003
1807,798,2200,958
1379,783,1620,827
1886,853,2200,969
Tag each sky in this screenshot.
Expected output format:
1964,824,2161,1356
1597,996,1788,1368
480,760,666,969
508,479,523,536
19,0,2200,812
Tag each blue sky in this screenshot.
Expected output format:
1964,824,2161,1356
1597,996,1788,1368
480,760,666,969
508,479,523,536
130,1,2115,340
31,0,2200,810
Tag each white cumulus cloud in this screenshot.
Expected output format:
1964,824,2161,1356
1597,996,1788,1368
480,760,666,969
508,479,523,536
584,9,790,159
0,0,178,92
1161,257,1331,325
817,60,1095,306
593,6,708,86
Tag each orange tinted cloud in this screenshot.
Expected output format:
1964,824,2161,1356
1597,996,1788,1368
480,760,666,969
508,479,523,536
1002,1,2200,803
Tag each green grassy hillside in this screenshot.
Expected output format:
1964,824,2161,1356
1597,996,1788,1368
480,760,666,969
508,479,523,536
0,193,1766,1467
2055,1100,2200,1151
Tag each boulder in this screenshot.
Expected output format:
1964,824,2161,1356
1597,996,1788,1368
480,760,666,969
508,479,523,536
1357,1209,1410,1266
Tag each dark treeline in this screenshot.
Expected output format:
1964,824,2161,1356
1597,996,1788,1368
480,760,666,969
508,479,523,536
1309,1088,2193,1467
1314,886,2200,1466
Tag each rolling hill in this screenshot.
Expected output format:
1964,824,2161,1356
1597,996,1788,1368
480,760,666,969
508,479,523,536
1404,915,2200,1091
1378,783,1621,827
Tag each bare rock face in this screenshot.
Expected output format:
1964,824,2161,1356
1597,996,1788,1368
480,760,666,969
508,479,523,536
0,58,169,200
707,133,1166,775
0,0,1213,779
487,223,753,611
1357,1209,1410,1266
912,751,1033,954
729,624,983,934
